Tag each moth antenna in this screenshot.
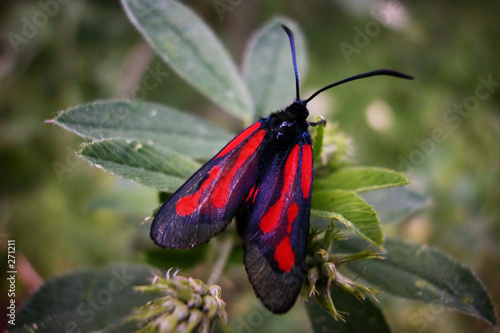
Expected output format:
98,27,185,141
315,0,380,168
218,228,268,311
305,69,413,104
282,25,300,101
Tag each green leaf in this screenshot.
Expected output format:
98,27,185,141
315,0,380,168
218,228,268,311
12,265,157,333
50,100,233,160
311,120,325,164
311,189,383,246
306,285,390,333
121,0,253,120
242,17,307,117
341,239,499,327
359,187,430,223
314,167,408,193
80,139,200,193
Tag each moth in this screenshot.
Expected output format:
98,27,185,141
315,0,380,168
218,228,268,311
151,25,412,313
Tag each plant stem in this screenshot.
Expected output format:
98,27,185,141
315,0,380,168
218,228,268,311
207,236,234,285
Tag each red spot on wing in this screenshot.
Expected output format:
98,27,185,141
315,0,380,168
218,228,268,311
245,185,260,205
175,165,221,216
259,145,307,272
301,144,313,199
259,145,300,233
210,130,266,208
274,236,295,272
216,122,261,159
252,187,259,204
245,185,256,202
259,202,282,233
287,203,299,233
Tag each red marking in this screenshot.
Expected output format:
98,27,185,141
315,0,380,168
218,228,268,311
245,185,256,202
252,187,259,204
259,202,282,233
259,146,303,271
175,165,221,216
301,144,312,199
216,122,261,159
274,236,295,272
259,145,300,233
211,130,265,208
245,185,260,205
287,203,299,233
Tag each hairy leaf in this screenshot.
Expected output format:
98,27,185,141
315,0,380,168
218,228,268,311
51,100,233,160
311,189,383,246
80,139,199,193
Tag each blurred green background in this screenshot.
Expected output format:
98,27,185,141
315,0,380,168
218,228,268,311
1,0,499,332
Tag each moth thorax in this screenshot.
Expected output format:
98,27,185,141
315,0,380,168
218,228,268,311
285,101,309,121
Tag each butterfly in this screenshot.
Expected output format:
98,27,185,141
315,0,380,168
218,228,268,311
150,25,412,313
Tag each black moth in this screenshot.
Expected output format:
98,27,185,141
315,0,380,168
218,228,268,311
151,25,412,313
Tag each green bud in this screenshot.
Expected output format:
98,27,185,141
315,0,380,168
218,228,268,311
321,262,336,280
129,271,227,332
315,248,329,262
184,309,203,332
305,223,384,323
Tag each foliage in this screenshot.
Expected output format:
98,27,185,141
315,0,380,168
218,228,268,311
4,0,498,332
11,265,158,333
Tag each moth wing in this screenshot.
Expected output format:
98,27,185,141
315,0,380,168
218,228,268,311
237,142,313,313
151,122,267,248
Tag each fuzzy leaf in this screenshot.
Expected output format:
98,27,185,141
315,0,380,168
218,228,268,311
121,0,253,120
50,100,233,160
12,265,157,333
242,17,307,117
314,167,408,193
311,190,383,246
80,139,199,193
306,285,390,333
339,239,499,327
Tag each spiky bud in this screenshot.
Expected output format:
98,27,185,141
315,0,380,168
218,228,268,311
129,269,228,333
